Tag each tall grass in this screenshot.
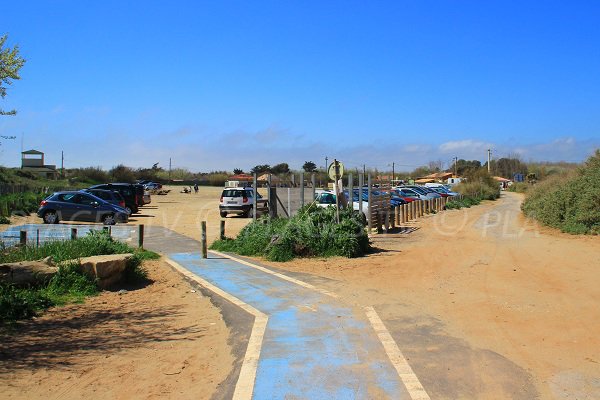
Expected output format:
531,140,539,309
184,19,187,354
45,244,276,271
522,150,600,234
211,206,370,262
453,169,500,200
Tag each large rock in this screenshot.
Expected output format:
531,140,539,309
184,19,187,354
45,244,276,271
0,258,58,286
78,253,133,289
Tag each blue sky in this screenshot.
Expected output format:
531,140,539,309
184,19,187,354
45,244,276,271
1,1,599,172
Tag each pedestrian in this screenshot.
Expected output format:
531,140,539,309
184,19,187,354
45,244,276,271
194,183,199,193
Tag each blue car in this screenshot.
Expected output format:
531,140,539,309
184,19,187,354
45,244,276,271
37,191,129,225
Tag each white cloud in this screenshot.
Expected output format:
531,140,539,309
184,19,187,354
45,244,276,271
438,139,492,153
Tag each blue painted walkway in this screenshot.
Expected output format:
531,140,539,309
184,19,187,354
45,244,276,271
170,252,409,399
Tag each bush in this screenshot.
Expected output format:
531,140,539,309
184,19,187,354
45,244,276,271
454,170,500,200
522,150,600,234
508,182,529,193
0,230,158,326
211,206,370,261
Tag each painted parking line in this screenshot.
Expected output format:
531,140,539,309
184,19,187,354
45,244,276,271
170,252,421,399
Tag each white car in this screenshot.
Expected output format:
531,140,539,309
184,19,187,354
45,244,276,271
219,187,268,218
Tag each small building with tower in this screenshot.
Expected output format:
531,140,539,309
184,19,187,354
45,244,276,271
20,149,60,179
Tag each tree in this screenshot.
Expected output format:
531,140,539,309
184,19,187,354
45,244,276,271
271,163,290,175
302,161,317,172
1,34,26,116
454,159,482,176
109,164,136,183
233,168,244,175
250,164,271,174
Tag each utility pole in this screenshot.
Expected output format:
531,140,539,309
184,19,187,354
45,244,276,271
169,157,172,182
61,151,64,177
363,164,366,175
325,156,328,171
487,149,491,174
392,162,395,183
453,156,458,177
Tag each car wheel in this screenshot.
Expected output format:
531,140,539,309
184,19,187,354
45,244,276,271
102,214,117,225
43,211,59,224
220,211,227,218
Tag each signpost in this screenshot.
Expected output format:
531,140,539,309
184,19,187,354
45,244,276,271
328,160,344,223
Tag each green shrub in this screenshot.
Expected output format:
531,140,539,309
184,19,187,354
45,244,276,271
454,170,500,201
211,206,370,261
522,150,600,234
508,182,529,193
0,230,159,326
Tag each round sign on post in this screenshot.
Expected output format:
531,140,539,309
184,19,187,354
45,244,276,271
327,160,344,181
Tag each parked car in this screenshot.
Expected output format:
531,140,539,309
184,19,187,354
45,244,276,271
219,187,268,218
394,187,428,200
37,191,129,225
81,188,127,210
89,183,140,214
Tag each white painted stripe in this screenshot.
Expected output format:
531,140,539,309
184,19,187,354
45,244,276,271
210,250,339,298
164,257,267,400
364,306,431,400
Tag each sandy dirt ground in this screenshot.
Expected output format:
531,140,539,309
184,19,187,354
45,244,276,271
2,186,600,399
0,258,234,400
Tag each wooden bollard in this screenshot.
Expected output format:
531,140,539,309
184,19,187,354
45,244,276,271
138,224,144,248
220,219,225,240
71,228,77,240
395,206,399,226
20,230,27,246
377,213,383,234
36,229,40,247
390,209,395,229
403,204,408,223
201,221,208,258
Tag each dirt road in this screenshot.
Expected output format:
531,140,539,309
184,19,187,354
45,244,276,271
3,188,599,399
259,191,600,399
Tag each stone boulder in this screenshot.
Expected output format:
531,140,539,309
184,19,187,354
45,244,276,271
0,257,58,286
78,253,133,289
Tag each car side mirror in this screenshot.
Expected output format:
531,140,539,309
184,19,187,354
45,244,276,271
92,201,99,207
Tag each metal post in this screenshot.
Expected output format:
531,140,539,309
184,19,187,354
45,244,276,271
311,173,316,200
19,230,26,246
220,220,225,240
367,174,372,231
348,172,353,212
358,173,364,214
201,221,207,259
334,159,340,224
287,188,291,216
138,224,144,248
71,228,77,240
300,172,304,207
253,173,258,222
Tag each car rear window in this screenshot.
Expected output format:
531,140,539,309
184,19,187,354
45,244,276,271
222,190,246,197
55,193,78,202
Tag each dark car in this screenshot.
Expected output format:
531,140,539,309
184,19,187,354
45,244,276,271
81,188,127,210
89,183,140,214
37,191,129,225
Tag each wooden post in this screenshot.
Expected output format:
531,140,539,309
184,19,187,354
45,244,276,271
367,174,372,232
300,172,304,208
71,228,77,240
201,221,207,259
138,224,144,248
395,206,400,226
377,212,383,234
253,172,258,222
19,230,27,246
36,229,40,247
287,188,291,216
220,220,225,240
311,173,316,201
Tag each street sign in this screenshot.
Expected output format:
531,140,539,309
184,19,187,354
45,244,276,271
327,160,344,181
